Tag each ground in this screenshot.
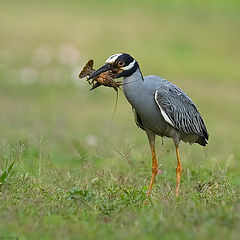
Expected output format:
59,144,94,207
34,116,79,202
0,1,240,239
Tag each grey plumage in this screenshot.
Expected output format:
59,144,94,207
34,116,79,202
122,70,209,146
88,53,209,197
154,79,208,145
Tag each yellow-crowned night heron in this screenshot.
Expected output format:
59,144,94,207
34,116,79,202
89,53,209,197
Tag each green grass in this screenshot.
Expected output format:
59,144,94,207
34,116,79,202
0,1,240,239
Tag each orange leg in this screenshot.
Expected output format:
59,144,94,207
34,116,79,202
146,132,158,197
175,145,182,197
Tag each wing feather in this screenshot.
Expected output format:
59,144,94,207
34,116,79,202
154,84,208,140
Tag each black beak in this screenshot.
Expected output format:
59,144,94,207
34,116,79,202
88,63,113,80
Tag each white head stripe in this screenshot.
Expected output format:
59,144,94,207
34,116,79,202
121,60,136,71
105,53,122,63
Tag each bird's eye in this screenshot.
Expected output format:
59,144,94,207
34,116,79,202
118,61,124,67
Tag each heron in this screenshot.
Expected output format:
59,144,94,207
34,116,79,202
88,53,209,197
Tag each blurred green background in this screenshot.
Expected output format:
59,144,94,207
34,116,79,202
0,0,240,239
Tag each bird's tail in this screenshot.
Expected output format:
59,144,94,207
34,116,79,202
196,136,208,146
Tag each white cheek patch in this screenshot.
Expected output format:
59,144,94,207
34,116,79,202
154,90,175,127
105,53,122,63
121,60,136,71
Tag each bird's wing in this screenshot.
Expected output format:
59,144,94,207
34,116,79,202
154,83,208,139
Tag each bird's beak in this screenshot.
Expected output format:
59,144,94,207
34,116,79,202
88,63,113,80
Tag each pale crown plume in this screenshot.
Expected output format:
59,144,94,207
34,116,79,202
105,53,122,64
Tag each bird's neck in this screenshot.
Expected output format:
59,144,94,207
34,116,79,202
122,68,143,87
122,68,144,105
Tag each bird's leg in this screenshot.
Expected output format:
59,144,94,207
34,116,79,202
174,141,182,197
146,131,158,197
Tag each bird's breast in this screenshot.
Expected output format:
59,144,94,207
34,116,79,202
123,76,168,135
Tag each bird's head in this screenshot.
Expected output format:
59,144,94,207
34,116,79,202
88,53,139,80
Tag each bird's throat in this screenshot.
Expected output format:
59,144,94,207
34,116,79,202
122,68,144,107
122,68,143,87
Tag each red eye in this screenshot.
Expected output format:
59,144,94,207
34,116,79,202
118,61,124,67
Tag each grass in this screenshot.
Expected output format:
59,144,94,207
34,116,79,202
0,0,240,239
